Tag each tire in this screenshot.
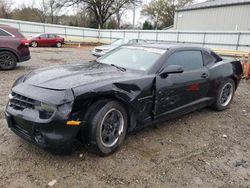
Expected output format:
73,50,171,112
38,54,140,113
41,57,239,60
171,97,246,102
56,42,62,48
212,78,235,111
83,100,128,156
0,51,17,70
31,41,38,47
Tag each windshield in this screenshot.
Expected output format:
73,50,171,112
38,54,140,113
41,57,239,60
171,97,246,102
97,46,166,71
112,39,128,45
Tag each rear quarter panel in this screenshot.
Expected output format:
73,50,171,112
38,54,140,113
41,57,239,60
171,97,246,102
0,27,30,61
207,59,242,97
58,37,64,44
0,38,20,60
230,60,243,80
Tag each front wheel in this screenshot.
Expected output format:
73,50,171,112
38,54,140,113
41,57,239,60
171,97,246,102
83,100,128,156
31,41,38,47
212,78,235,111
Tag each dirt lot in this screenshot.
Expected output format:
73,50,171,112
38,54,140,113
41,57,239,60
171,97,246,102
0,47,250,188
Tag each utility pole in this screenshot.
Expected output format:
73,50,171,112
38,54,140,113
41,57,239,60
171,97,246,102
133,1,136,29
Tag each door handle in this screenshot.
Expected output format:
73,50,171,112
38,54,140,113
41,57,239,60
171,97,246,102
201,73,208,78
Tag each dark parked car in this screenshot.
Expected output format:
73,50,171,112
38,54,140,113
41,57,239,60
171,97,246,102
28,33,64,48
0,24,30,70
5,43,243,156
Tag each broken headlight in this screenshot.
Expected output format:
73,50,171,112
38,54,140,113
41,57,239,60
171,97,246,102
35,102,56,119
35,102,55,112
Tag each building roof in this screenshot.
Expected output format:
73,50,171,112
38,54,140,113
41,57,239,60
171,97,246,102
177,0,250,11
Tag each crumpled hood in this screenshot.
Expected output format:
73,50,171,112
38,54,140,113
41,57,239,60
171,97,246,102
23,62,135,90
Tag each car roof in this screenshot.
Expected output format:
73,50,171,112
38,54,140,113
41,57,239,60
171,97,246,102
0,24,24,38
0,24,11,28
35,33,59,35
37,33,54,35
32,33,59,37
126,42,208,51
0,24,14,31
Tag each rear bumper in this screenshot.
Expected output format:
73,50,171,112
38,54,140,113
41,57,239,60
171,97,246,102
5,109,81,154
19,55,31,62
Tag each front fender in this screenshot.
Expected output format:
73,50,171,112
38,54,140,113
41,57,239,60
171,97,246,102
71,76,155,130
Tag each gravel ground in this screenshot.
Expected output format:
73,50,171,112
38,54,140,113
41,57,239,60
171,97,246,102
0,47,250,188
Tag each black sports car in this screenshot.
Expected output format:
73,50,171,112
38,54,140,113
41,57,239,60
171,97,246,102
5,43,243,156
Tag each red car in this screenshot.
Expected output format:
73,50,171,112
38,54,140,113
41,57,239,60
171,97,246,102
28,33,64,48
0,24,30,70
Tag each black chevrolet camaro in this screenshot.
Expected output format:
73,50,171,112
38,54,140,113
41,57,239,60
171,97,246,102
5,43,243,156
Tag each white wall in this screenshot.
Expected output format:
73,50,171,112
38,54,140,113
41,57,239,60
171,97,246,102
174,4,250,31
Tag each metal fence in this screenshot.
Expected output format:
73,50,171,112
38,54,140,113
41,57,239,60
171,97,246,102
1,18,250,51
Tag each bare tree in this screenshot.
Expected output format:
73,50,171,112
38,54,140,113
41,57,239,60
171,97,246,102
74,3,93,27
142,0,194,29
39,0,64,23
0,0,13,19
113,0,141,29
65,0,139,29
39,0,48,22
12,2,45,22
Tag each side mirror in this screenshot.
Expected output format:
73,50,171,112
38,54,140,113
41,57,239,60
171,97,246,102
38,37,41,39
160,65,184,78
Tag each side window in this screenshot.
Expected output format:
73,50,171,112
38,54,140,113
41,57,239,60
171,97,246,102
166,51,203,71
40,34,48,39
127,40,135,44
203,51,216,66
138,39,147,44
0,29,12,37
49,34,56,38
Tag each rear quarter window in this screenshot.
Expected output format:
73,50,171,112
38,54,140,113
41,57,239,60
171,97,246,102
211,51,223,62
0,29,12,37
203,51,216,66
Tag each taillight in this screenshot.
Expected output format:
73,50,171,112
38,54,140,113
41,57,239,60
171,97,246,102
20,39,29,46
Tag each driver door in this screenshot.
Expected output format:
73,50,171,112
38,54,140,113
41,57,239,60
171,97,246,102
38,34,49,46
155,50,210,118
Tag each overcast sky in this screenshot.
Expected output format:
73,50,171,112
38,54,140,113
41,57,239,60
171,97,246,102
124,0,206,26
13,0,207,25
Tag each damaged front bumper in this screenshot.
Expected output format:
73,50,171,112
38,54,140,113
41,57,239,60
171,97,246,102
5,111,81,154
5,83,82,154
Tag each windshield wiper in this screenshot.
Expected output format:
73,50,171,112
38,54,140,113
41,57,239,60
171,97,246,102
110,64,126,72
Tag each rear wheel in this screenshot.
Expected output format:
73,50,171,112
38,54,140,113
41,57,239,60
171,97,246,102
56,42,62,48
83,100,128,156
212,78,235,111
31,41,38,47
0,51,17,70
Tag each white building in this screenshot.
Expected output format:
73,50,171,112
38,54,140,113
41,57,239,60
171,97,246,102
174,0,250,30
